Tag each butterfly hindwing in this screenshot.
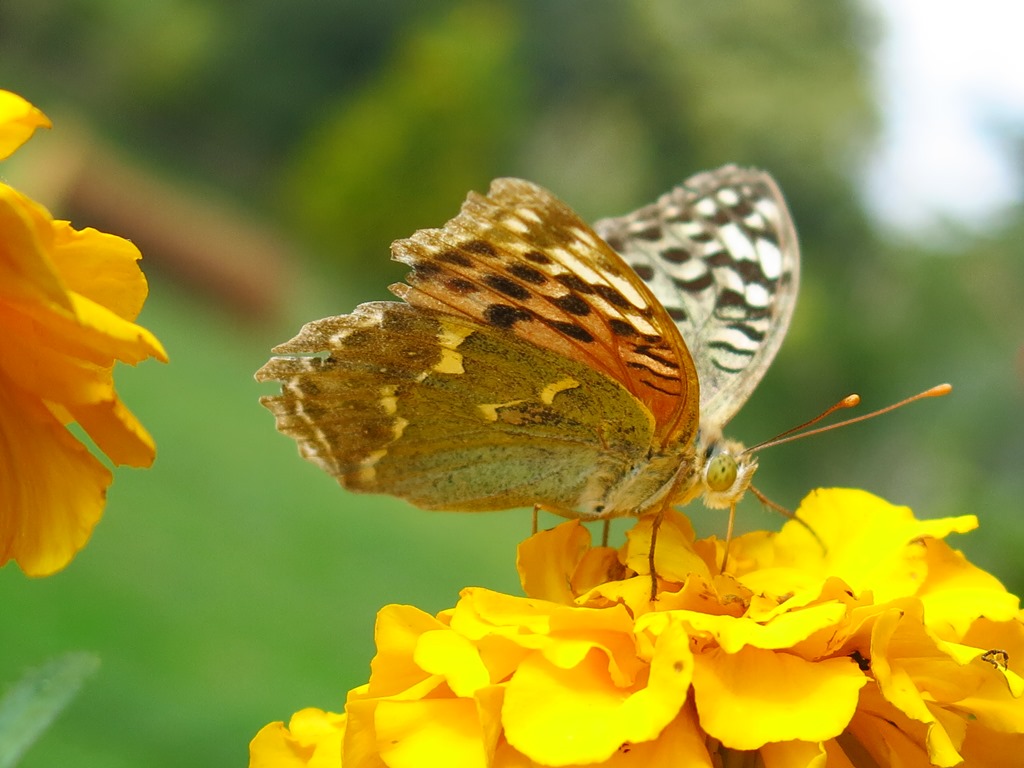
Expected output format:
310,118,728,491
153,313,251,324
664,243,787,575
594,166,800,428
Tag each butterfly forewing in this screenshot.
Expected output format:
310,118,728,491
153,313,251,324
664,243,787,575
593,166,799,428
391,178,700,445
257,302,658,516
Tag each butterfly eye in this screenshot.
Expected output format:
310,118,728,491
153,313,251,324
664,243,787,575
705,453,738,492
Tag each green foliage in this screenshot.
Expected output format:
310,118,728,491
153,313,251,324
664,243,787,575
0,653,98,768
281,3,527,291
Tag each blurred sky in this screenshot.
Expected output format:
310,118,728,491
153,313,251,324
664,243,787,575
865,0,1024,237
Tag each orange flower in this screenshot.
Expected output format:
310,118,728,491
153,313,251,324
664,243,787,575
250,489,1024,766
0,90,167,575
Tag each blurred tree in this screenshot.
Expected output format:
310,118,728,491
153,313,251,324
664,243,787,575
281,2,527,293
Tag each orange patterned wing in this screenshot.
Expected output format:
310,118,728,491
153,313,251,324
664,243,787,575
390,178,700,447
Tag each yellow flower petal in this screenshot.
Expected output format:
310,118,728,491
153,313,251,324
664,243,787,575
414,629,491,697
868,607,965,765
0,184,69,310
50,222,150,322
374,698,492,768
248,708,346,768
918,537,1020,637
0,90,50,159
517,520,592,604
770,488,977,603
692,646,867,750
960,723,1024,767
623,510,709,583
0,376,110,575
759,739,828,768
66,395,156,468
640,600,847,654
367,604,449,697
503,618,693,766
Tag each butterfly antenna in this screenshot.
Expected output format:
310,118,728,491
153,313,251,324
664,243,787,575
742,383,952,455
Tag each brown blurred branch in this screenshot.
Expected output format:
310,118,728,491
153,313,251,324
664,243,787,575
8,115,298,322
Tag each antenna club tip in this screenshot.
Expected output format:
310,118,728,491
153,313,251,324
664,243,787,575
843,394,861,407
929,383,953,397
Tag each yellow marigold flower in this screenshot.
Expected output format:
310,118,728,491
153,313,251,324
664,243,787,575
0,90,167,575
0,90,50,159
249,489,1024,767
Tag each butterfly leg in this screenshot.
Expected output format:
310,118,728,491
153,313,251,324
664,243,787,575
720,504,737,574
601,519,610,547
531,504,541,535
748,485,827,554
647,509,665,601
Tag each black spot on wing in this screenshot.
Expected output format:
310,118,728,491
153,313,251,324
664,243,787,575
447,277,477,294
549,320,594,343
523,250,553,265
672,272,714,292
630,263,655,280
461,239,498,257
660,247,691,263
727,322,765,342
555,274,596,294
438,250,473,267
608,318,636,337
593,284,632,310
484,274,532,300
485,304,533,328
550,294,591,316
507,263,548,285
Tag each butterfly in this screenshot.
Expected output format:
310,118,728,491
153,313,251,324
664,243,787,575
256,165,799,580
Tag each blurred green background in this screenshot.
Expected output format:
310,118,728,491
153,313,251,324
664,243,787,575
1,2,1021,766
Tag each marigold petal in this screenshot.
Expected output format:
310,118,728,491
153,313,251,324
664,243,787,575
918,538,1020,638
0,376,111,575
578,574,657,614
960,723,1024,766
343,698,389,768
868,608,964,765
517,520,591,603
846,685,936,766
367,605,449,697
249,708,346,768
374,698,491,768
503,619,692,766
759,739,828,768
772,489,977,603
692,646,866,750
250,722,306,768
50,222,149,321
598,705,712,767
0,184,69,310
71,396,156,466
623,510,709,583
414,629,491,697
0,90,50,159
453,588,636,651
641,601,847,654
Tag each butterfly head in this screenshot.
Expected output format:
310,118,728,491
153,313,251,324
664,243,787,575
696,431,758,510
